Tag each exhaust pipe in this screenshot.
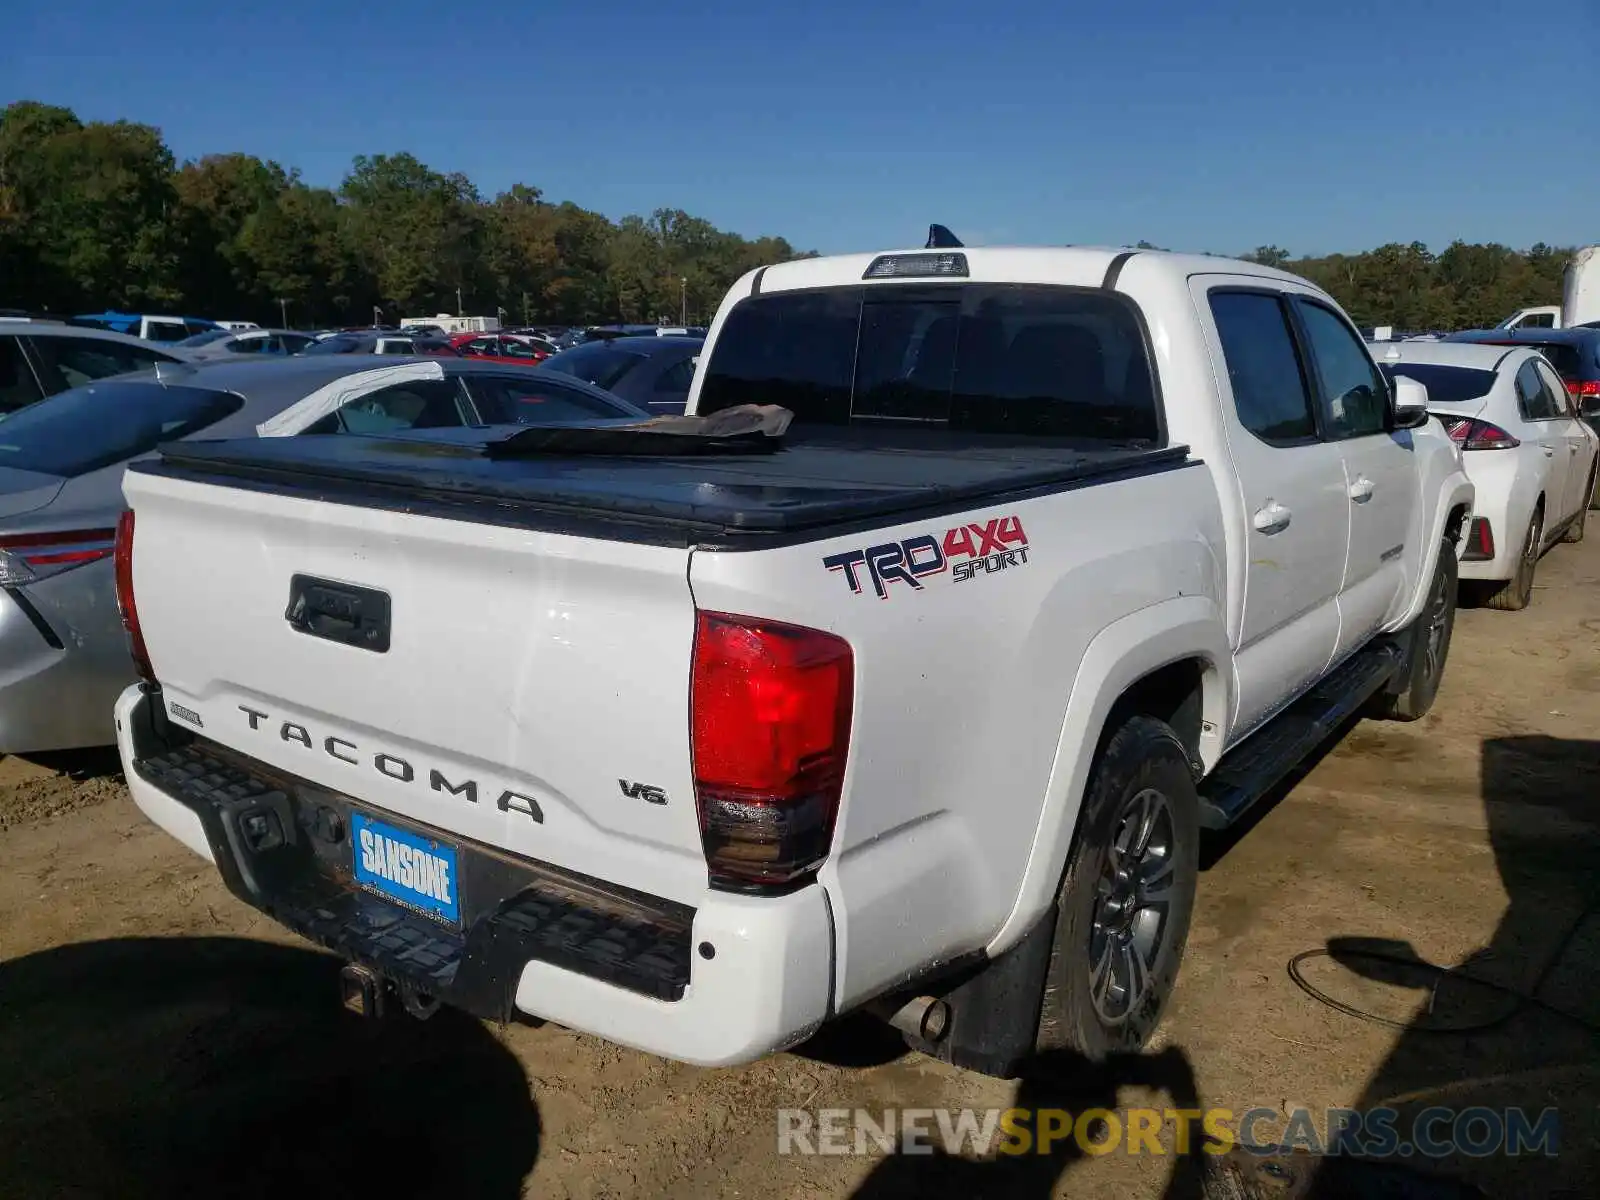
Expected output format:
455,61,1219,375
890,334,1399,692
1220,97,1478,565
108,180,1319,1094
874,995,951,1044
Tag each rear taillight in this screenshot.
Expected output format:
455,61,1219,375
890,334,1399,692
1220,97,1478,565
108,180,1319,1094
1464,517,1495,561
1443,417,1520,450
113,510,154,680
1565,379,1599,398
690,611,853,892
0,527,117,586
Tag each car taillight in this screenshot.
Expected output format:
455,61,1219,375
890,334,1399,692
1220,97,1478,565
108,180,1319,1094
0,526,118,586
113,510,154,680
690,611,853,892
1565,379,1599,398
1443,417,1520,450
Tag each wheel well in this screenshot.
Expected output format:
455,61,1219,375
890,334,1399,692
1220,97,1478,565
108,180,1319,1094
1105,658,1207,770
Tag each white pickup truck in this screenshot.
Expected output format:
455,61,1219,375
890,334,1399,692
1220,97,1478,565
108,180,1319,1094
112,239,1473,1077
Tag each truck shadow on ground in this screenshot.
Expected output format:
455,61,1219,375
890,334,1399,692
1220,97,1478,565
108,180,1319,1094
1277,734,1600,1198
847,1043,1213,1199
0,937,540,1200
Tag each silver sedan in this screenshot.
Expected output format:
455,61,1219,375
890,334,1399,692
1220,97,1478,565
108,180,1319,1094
0,356,646,752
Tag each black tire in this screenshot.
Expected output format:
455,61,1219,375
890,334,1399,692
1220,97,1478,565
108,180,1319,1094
1377,538,1458,721
1563,473,1593,542
1484,506,1542,611
1036,715,1199,1059
1590,465,1600,512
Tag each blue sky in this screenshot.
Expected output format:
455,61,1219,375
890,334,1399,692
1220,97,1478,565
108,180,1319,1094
4,0,1596,256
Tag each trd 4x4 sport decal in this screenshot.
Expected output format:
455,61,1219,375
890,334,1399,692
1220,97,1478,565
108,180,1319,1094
823,515,1030,599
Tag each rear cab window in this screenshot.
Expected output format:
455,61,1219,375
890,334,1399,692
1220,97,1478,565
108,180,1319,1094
0,381,243,476
697,284,1161,442
145,320,190,343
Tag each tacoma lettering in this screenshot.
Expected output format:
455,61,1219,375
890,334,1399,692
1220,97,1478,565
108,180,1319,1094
234,706,541,821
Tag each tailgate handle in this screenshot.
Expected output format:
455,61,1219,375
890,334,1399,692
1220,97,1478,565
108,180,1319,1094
285,575,391,653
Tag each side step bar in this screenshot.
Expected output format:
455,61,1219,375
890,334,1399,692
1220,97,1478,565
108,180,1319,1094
1197,641,1404,830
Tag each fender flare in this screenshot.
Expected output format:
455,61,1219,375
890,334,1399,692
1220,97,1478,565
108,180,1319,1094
1387,475,1474,633
986,594,1231,955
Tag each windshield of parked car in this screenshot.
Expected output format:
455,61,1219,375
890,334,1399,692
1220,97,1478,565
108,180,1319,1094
1377,364,1498,407
542,343,648,390
176,329,232,348
697,284,1161,442
0,381,243,477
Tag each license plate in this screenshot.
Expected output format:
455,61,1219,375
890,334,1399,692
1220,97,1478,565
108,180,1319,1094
350,811,462,925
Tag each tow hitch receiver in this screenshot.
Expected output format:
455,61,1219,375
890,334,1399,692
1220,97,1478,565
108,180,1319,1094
339,962,385,1019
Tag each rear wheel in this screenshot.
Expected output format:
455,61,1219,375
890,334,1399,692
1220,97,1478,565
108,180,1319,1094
1036,716,1199,1059
1377,537,1457,721
1484,507,1542,611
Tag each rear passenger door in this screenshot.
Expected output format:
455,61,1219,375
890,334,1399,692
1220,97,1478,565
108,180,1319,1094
1197,284,1348,737
1534,358,1594,523
1291,298,1415,663
1515,359,1572,530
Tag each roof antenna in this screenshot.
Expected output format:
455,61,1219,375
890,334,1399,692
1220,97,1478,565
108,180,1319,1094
152,359,197,387
926,224,963,249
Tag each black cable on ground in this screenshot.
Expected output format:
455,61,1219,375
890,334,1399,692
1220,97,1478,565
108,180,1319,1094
1287,900,1600,1037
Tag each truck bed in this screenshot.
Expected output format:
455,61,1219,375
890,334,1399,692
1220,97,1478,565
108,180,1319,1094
136,424,1191,547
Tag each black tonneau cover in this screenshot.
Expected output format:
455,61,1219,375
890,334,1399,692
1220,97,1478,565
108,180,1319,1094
136,425,1191,548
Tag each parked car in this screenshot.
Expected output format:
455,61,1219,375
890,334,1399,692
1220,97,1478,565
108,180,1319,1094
0,355,647,754
448,332,557,365
212,321,262,332
1,323,188,419
302,334,458,357
72,312,219,343
1377,341,1598,609
541,335,703,414
176,328,320,358
575,324,660,344
112,240,1471,1076
1445,326,1600,443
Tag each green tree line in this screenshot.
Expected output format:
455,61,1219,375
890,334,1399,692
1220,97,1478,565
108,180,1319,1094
0,101,1575,332
0,100,810,328
1221,242,1570,330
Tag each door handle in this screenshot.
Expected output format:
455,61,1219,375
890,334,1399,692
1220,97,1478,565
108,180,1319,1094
1348,476,1375,503
1543,446,1556,457
1570,444,1580,455
1252,502,1292,535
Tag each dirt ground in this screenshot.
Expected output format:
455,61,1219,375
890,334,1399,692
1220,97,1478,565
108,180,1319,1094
2,538,1597,1200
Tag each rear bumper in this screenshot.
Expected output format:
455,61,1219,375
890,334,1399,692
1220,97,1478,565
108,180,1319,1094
114,684,835,1066
1454,452,1530,582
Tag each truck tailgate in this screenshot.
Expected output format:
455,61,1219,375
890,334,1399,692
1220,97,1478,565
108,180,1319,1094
123,469,708,905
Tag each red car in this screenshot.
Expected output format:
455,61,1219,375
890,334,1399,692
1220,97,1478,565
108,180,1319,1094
449,332,558,366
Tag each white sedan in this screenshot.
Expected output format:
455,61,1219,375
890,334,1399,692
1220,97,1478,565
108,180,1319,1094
1377,341,1599,609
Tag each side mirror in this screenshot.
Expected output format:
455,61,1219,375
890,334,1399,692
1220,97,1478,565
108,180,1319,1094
1391,376,1431,430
